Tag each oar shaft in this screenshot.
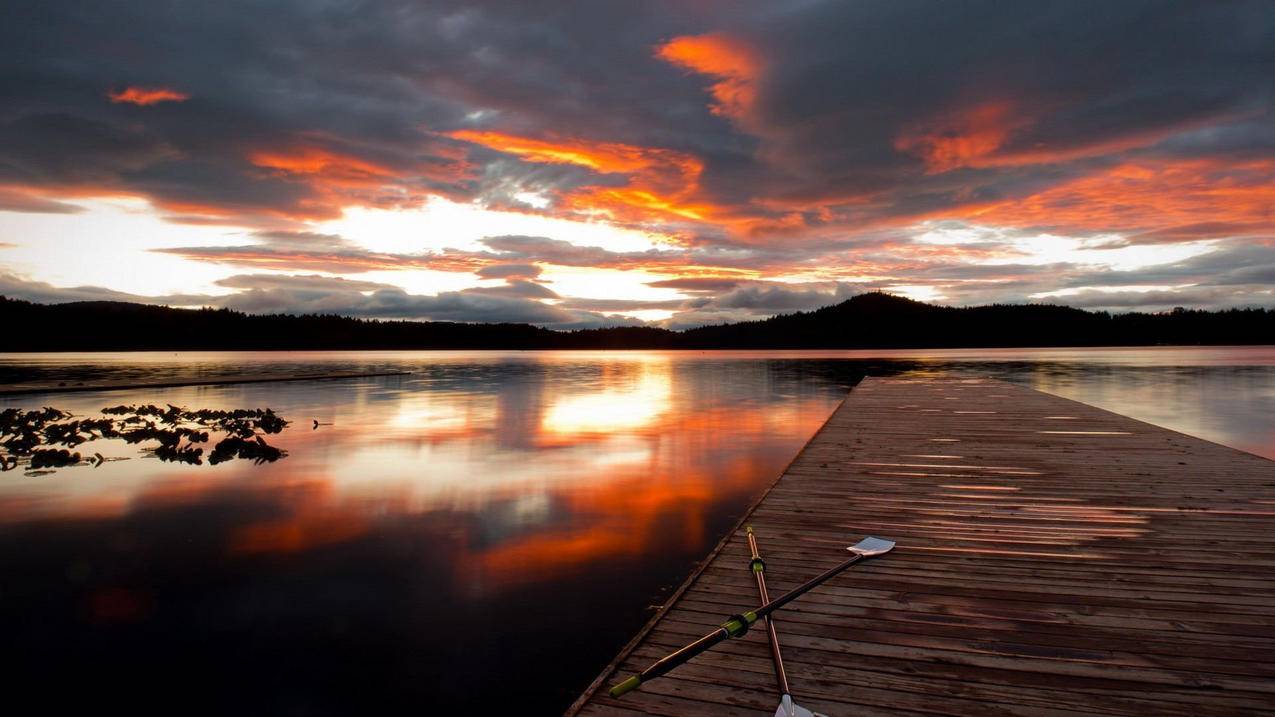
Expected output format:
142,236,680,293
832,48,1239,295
610,625,734,696
642,628,728,682
610,537,888,698
747,528,790,697
755,552,864,621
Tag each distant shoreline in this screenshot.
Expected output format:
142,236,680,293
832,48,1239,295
3,292,1273,352
0,370,412,397
4,344,1275,356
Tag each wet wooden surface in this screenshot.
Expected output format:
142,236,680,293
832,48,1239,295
568,376,1275,716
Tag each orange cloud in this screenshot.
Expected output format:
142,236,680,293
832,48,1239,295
961,158,1275,236
448,130,697,178
107,86,190,106
449,130,714,224
656,33,761,121
238,145,452,220
893,103,1246,175
894,101,1028,173
249,147,397,188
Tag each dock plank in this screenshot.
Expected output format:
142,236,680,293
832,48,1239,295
568,376,1275,716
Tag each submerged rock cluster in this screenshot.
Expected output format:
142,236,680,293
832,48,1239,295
0,404,289,474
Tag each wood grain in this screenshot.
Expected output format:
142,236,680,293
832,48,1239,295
569,376,1275,716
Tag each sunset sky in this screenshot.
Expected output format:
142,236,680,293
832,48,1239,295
1,1,1272,329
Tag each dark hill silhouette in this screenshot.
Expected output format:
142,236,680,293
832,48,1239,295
1,292,1271,351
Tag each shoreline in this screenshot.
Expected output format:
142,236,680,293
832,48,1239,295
0,370,412,397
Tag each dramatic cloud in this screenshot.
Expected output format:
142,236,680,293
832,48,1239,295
894,102,1029,174
448,130,711,226
655,33,761,123
1,0,1272,324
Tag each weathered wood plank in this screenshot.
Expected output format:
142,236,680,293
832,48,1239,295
569,377,1275,716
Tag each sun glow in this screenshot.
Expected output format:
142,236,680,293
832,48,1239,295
320,197,672,255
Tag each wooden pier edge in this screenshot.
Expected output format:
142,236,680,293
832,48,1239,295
568,374,1275,716
562,393,851,716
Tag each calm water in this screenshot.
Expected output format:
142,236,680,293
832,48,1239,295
2,347,1273,714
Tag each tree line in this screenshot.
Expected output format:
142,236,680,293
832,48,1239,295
2,292,1272,351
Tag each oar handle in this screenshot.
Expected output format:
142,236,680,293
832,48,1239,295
746,525,765,573
609,614,755,697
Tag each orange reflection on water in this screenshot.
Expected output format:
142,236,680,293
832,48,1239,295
464,414,781,591
229,479,372,555
0,354,843,600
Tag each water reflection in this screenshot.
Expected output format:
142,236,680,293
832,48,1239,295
0,353,847,714
1,348,1273,714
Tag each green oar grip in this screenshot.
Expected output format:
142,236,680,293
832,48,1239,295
609,675,641,697
722,611,757,637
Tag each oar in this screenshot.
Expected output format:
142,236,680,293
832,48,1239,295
609,535,895,698
747,526,823,717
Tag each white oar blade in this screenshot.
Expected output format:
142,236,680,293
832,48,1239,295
848,536,895,556
775,694,822,717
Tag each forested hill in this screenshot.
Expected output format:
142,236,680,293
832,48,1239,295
2,292,1272,351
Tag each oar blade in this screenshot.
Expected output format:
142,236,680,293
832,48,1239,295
848,536,895,556
775,694,823,717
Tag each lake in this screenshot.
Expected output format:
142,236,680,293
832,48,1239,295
2,347,1273,714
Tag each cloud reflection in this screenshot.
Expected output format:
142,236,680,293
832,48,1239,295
0,356,843,601
541,360,672,435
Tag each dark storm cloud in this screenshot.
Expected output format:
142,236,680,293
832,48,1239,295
5,0,1267,235
3,0,1274,325
747,2,1272,166
0,0,725,222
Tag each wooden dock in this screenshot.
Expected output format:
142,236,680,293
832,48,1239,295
568,376,1275,716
